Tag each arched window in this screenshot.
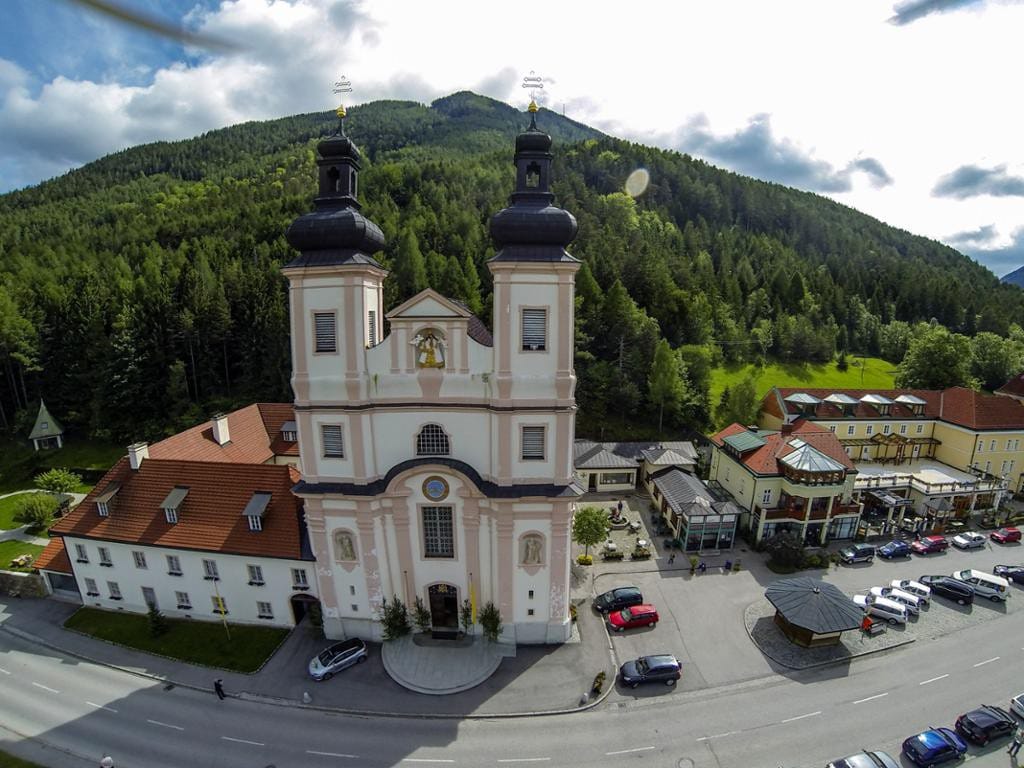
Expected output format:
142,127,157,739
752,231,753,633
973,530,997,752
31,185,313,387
416,424,450,456
526,161,540,188
327,166,341,193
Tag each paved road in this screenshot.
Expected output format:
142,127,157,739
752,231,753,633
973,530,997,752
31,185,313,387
3,539,1023,768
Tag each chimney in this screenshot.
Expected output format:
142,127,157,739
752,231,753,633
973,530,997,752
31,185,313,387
780,422,794,436
127,442,149,470
211,413,231,445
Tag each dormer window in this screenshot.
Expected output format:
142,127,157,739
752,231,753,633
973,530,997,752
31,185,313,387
280,420,297,442
161,486,189,525
94,482,121,518
242,491,271,533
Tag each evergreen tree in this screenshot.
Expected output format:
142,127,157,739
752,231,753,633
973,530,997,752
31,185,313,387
648,339,685,434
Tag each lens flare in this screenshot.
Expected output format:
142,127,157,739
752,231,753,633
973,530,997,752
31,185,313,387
625,168,650,198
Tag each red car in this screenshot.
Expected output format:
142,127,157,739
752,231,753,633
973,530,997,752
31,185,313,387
607,604,659,632
911,535,949,555
991,527,1022,544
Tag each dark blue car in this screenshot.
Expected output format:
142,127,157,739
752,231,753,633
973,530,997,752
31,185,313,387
878,540,911,559
902,728,967,766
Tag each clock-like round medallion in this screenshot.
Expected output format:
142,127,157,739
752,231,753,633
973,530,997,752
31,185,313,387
422,475,449,502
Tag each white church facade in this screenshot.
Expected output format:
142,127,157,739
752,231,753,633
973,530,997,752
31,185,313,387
282,104,583,644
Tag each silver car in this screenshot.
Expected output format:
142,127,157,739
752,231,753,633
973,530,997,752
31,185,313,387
308,638,368,681
890,578,931,604
952,532,987,550
870,586,921,615
853,594,908,625
1011,693,1024,719
827,750,900,768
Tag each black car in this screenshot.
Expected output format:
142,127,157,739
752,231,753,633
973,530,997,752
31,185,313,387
993,564,1024,585
619,654,681,688
919,575,974,605
839,543,876,564
955,705,1015,745
594,586,643,614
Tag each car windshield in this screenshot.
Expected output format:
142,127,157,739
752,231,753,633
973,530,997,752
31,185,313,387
317,651,333,665
636,658,648,673
621,608,633,619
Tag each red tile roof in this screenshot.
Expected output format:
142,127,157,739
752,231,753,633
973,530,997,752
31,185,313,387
33,538,72,574
51,457,309,560
767,386,1024,431
712,421,855,476
149,403,297,463
996,373,1024,398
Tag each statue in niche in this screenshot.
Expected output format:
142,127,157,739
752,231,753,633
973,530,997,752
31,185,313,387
411,329,445,369
335,531,357,562
520,534,544,566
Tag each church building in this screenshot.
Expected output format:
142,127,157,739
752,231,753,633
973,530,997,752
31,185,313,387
282,102,583,644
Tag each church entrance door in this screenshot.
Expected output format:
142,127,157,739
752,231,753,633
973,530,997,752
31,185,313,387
428,584,459,630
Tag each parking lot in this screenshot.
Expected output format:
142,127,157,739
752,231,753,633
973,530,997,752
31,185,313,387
592,534,1024,699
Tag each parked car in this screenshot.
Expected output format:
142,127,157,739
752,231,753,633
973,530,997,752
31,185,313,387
593,586,643,614
991,527,1022,544
1011,692,1024,719
826,751,900,768
902,728,968,767
955,705,1015,745
952,531,987,550
919,575,974,605
607,604,659,631
878,540,912,559
618,654,681,688
911,535,949,555
890,578,931,604
870,586,922,615
839,543,876,564
308,638,367,681
951,568,1010,602
853,594,908,625
993,564,1024,584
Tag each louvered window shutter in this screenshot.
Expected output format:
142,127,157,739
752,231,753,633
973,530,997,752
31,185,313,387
521,309,547,351
314,312,337,353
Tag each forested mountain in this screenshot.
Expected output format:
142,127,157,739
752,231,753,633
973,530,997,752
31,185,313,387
1001,265,1024,289
1,91,1021,442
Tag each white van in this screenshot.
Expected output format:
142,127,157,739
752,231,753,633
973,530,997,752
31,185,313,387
870,586,922,615
853,594,909,625
951,569,1010,602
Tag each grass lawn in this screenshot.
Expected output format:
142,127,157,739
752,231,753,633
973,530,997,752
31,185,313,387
0,540,45,572
0,437,122,494
64,607,290,673
0,749,48,768
709,356,897,411
0,493,34,530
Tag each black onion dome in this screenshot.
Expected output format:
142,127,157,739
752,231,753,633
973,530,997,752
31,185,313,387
489,116,579,263
284,126,385,268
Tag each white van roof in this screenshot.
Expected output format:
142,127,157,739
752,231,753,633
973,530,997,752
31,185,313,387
957,569,1009,588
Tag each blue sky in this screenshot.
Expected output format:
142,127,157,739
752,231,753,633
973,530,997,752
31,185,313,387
1,0,1023,277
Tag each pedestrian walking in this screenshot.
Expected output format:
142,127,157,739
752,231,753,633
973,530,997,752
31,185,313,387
1009,723,1024,757
617,499,623,515
214,678,225,700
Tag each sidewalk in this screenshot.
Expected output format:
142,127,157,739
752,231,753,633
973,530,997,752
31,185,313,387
0,596,614,718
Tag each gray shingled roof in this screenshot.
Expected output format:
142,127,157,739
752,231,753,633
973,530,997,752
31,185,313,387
652,469,714,511
764,577,863,634
28,400,63,440
574,440,697,470
641,445,698,465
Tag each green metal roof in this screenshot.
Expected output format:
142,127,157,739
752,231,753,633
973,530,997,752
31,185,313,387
28,400,63,440
723,431,766,453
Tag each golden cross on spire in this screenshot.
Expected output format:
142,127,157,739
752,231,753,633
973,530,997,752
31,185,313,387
522,70,544,113
333,76,353,129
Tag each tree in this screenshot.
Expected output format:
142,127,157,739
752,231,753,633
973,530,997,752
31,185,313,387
147,605,169,638
412,596,432,634
572,506,608,557
459,598,474,634
764,531,804,569
380,595,411,641
14,493,58,532
648,339,685,433
895,326,975,389
479,601,502,642
970,332,1021,392
715,378,759,428
33,468,81,497
393,229,428,299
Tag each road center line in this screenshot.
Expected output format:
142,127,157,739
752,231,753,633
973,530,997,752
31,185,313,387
31,682,59,694
919,674,949,685
973,657,999,667
401,760,455,764
696,731,737,742
497,759,551,763
0,667,9,675
146,719,184,731
853,693,889,704
605,747,656,756
306,751,359,759
85,701,118,713
221,736,264,746
781,711,821,723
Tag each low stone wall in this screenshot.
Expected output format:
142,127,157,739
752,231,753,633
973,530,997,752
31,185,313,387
0,570,47,598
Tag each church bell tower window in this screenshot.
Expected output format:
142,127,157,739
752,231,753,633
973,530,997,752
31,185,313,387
526,162,541,188
416,424,450,456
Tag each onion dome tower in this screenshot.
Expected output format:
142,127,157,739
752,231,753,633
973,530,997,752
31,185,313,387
284,105,386,268
489,101,579,262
